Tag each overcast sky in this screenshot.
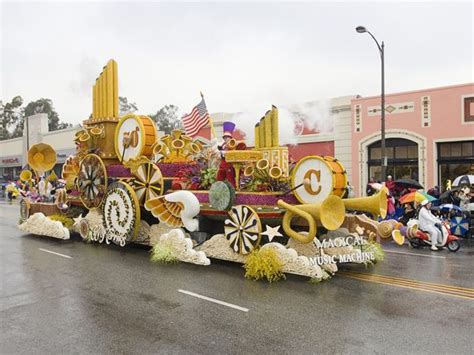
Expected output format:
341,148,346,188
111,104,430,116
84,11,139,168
1,1,473,126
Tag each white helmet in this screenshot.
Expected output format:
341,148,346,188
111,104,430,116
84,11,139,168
420,199,429,206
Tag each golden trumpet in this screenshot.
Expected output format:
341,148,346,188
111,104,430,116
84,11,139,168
277,195,346,244
74,129,86,141
27,143,57,174
153,141,168,155
343,188,388,219
256,158,269,170
171,139,185,156
188,142,202,154
160,135,172,149
171,129,183,140
20,170,33,182
243,165,255,177
269,166,283,179
226,138,237,150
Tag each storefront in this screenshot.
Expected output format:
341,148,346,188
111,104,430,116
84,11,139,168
351,83,474,195
367,138,419,181
436,140,474,188
0,156,23,181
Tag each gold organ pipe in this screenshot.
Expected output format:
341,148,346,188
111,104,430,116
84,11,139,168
271,105,279,147
259,117,265,148
98,74,103,118
264,110,272,148
254,124,260,148
92,83,97,119
106,61,114,117
102,66,109,117
112,60,118,117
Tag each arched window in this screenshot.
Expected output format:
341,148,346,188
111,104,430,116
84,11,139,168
368,138,418,182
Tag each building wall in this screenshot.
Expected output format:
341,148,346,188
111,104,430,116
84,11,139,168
351,83,474,195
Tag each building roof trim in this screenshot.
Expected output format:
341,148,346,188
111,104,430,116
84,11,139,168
352,82,474,102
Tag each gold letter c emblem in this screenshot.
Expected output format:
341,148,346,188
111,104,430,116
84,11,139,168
304,169,322,195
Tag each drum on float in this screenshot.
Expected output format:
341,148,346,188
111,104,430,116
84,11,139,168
291,155,348,204
114,114,157,162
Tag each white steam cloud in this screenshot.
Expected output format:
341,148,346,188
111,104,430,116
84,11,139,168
231,99,333,147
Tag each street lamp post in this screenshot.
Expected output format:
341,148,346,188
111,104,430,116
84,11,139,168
356,25,387,182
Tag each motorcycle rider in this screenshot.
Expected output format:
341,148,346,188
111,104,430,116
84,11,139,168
418,199,442,250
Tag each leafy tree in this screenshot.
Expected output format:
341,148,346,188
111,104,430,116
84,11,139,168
150,105,182,134
119,96,138,115
23,98,70,132
0,96,23,140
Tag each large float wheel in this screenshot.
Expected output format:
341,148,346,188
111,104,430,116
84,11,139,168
102,181,141,245
224,205,262,255
130,160,164,205
77,153,108,209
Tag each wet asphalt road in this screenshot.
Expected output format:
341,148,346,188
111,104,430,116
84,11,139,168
1,202,473,354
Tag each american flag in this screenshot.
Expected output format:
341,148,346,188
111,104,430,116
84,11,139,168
182,98,210,137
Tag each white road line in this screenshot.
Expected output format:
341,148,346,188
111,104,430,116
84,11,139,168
385,250,446,259
39,248,72,259
178,289,249,312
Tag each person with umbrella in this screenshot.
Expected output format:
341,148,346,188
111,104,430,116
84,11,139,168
418,199,443,251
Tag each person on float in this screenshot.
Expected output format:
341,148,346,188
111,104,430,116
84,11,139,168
216,121,236,187
418,199,442,251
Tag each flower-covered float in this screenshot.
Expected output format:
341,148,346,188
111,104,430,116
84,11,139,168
18,60,390,282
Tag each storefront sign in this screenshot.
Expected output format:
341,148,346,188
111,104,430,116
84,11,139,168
56,149,76,163
0,156,22,167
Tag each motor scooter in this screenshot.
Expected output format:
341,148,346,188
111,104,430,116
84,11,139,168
406,219,461,252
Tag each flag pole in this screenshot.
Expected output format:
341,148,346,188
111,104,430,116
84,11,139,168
201,91,217,140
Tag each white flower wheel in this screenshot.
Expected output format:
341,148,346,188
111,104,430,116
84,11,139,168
224,205,262,255
77,154,108,209
102,181,141,245
131,161,164,205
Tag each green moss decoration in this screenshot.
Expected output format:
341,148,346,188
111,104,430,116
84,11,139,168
209,181,235,211
244,248,285,283
150,241,179,264
361,241,385,263
48,214,74,229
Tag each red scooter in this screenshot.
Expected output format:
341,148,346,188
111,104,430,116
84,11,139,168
406,220,461,252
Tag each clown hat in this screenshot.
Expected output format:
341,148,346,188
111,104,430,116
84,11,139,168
222,121,236,138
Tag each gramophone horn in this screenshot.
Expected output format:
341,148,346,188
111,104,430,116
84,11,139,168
27,143,57,173
277,195,346,244
343,188,388,219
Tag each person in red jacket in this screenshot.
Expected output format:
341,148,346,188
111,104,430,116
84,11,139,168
385,175,396,195
216,122,236,187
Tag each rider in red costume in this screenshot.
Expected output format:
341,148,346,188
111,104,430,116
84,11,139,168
217,121,236,187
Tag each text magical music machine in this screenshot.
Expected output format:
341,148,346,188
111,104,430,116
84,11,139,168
18,60,397,282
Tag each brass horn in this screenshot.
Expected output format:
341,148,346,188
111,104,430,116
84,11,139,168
269,166,283,179
226,138,237,150
160,135,172,149
256,158,269,170
243,165,255,177
171,139,185,156
153,141,168,155
20,170,33,182
27,143,57,174
189,142,202,154
277,195,346,244
171,129,183,139
342,188,388,219
255,158,269,178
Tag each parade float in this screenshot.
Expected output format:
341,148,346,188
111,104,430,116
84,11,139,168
17,60,390,282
